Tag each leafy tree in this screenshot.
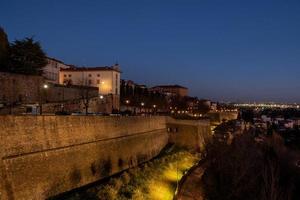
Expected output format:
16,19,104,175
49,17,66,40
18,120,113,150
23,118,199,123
9,37,47,75
0,27,10,71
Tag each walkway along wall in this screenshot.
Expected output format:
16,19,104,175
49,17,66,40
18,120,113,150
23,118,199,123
0,116,168,200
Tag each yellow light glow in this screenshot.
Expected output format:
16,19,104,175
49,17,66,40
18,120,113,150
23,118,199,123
149,181,173,200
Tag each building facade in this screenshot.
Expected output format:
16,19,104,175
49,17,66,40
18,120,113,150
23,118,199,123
43,57,70,83
150,85,188,97
59,64,121,111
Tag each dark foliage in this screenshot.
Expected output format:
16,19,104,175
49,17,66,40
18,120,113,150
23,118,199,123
202,133,300,200
0,27,10,71
240,108,255,123
9,37,47,75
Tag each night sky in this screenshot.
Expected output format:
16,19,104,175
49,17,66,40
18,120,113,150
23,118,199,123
1,0,300,103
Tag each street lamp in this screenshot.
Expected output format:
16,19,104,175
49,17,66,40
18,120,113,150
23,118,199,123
99,95,104,99
125,100,130,113
152,104,157,115
140,102,145,115
40,83,49,115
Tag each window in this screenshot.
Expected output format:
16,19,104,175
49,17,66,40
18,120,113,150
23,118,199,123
115,88,118,94
88,80,92,85
64,74,67,77
97,74,100,77
97,80,100,84
88,74,92,77
68,74,72,77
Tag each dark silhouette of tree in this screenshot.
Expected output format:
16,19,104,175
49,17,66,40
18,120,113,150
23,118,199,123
0,27,9,71
9,37,47,75
202,131,297,200
79,78,94,115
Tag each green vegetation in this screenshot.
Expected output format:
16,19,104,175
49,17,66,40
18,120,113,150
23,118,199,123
58,147,199,200
0,27,47,75
9,37,47,75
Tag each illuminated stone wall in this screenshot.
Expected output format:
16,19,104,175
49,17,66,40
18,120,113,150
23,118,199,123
0,116,213,200
0,116,168,200
167,118,212,151
206,111,239,124
0,72,44,105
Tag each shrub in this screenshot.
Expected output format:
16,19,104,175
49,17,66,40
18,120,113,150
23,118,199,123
97,185,118,200
120,172,131,185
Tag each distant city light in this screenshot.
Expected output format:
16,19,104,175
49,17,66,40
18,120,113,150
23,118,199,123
141,102,145,106
234,103,299,109
125,100,130,104
99,95,104,99
43,84,48,89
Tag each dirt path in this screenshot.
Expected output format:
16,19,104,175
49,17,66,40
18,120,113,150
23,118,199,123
175,165,205,200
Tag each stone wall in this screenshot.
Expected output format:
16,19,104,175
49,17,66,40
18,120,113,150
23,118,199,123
206,111,238,125
167,118,211,151
0,72,44,105
45,83,99,103
0,116,213,200
0,116,168,200
0,72,100,114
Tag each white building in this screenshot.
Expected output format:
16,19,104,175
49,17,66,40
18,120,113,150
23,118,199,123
43,57,71,83
59,64,121,111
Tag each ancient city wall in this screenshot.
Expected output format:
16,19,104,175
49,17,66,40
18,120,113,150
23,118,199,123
167,118,212,151
206,111,239,124
0,72,99,114
0,72,44,105
0,116,169,200
45,83,99,103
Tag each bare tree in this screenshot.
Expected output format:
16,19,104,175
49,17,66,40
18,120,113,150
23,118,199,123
80,85,92,115
78,77,94,115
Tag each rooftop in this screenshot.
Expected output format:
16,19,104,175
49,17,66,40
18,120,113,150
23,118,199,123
151,85,188,89
60,65,121,73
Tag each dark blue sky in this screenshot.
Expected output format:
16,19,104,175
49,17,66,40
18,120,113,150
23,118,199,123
1,0,300,103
